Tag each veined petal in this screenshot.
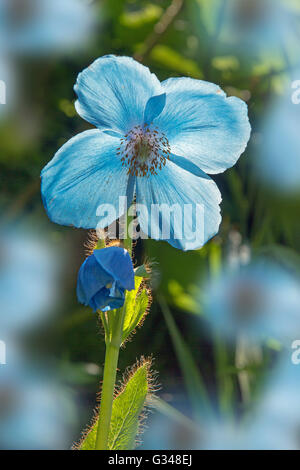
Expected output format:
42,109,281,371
135,159,222,251
74,55,162,134
93,247,135,291
144,93,166,125
154,77,251,174
41,129,133,229
170,153,208,177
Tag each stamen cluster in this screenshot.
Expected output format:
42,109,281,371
117,125,171,177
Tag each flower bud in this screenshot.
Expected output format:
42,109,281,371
77,247,134,312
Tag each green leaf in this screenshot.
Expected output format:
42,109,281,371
196,0,222,37
167,279,199,314
212,56,240,72
79,418,97,450
257,244,300,275
134,264,151,278
150,45,203,78
151,397,197,432
108,360,150,450
120,4,162,28
122,276,149,343
78,360,151,450
159,296,211,416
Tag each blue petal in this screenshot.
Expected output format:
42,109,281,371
77,248,134,312
170,153,210,177
91,288,125,312
100,281,126,312
74,55,162,134
154,77,251,174
3,0,96,55
257,98,300,193
41,129,134,229
93,247,135,291
77,255,112,306
144,93,166,125
135,159,222,250
89,289,110,312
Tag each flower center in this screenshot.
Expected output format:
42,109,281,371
231,281,264,323
117,125,171,177
235,0,268,29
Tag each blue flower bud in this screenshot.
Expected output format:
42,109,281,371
77,247,134,312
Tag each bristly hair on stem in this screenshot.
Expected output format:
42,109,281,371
84,229,123,257
121,281,152,348
114,356,160,449
72,356,158,450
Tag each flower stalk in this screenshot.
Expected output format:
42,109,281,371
95,307,125,450
95,211,133,450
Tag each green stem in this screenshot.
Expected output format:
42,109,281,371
123,204,134,257
159,296,211,417
99,312,109,341
208,244,234,417
95,208,133,450
95,308,125,450
96,235,106,250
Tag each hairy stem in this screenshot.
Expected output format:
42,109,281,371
95,209,133,450
95,308,125,450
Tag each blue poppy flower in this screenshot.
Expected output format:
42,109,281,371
0,226,60,335
77,246,135,312
256,95,300,194
41,55,250,250
0,348,75,450
244,357,300,450
205,0,300,60
203,259,300,344
0,56,14,118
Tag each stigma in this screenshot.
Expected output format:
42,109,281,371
117,124,171,177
